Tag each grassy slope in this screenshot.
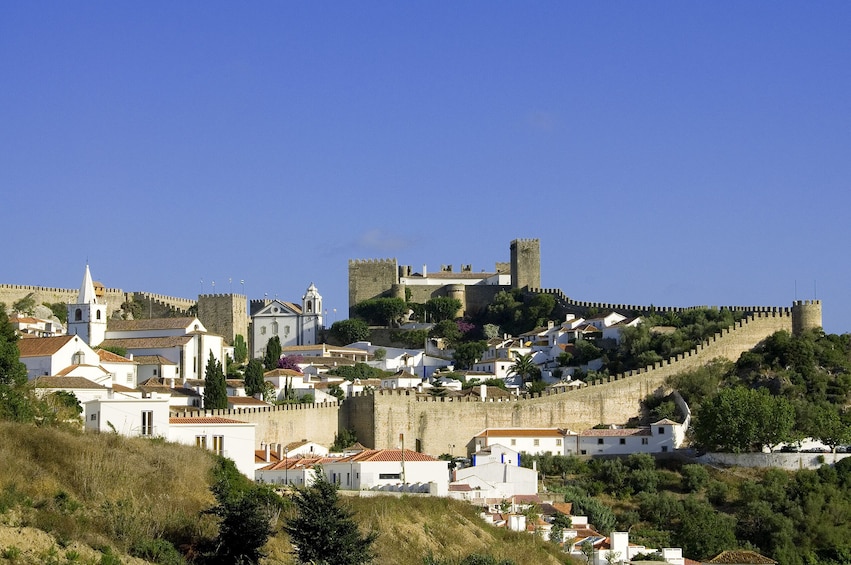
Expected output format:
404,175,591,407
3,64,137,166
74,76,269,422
0,422,573,565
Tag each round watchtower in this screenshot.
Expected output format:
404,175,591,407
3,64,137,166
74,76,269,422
791,300,822,335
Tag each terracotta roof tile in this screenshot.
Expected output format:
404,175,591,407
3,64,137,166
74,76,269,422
342,449,440,463
99,336,193,349
169,417,248,425
130,355,176,365
476,428,567,438
16,335,78,357
33,376,105,389
581,427,652,437
706,550,777,564
96,349,136,363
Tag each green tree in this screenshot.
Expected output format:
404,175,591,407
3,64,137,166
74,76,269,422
243,359,265,398
373,348,386,361
331,428,358,452
44,302,68,324
508,353,537,383
263,336,282,370
0,307,32,422
331,319,371,344
681,464,710,492
329,384,345,402
352,297,407,327
809,404,851,451
233,334,248,364
284,471,376,565
693,386,794,452
208,458,284,565
203,352,228,410
453,341,487,370
12,293,36,315
425,297,462,323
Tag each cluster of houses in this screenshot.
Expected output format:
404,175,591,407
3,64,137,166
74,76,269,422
11,266,758,563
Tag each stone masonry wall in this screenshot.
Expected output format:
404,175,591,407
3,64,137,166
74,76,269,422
176,402,343,448
0,284,126,316
346,311,793,456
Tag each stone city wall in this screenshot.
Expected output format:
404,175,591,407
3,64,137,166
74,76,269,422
0,284,126,315
346,310,794,456
175,401,342,448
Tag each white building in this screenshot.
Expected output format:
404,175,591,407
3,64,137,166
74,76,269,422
134,355,179,386
573,420,682,456
380,370,423,390
10,316,65,338
453,461,538,498
99,317,224,382
17,335,100,379
84,393,171,438
249,284,323,359
168,416,257,478
473,428,571,457
66,264,107,347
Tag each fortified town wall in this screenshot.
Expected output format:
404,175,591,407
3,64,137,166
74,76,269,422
344,309,796,455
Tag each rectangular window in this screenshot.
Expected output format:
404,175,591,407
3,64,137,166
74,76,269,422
196,435,207,448
379,473,402,480
511,439,516,446
658,427,665,434
597,438,604,445
555,439,562,446
126,373,133,384
141,411,154,436
619,438,626,445
90,413,97,421
642,438,649,445
533,439,540,446
213,436,224,456
580,450,587,455
662,446,669,453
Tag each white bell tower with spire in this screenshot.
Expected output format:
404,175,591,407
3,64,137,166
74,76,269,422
67,264,107,346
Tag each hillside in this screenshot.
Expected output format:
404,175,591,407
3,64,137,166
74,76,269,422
0,422,571,565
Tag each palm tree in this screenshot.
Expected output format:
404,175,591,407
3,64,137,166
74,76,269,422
508,353,537,383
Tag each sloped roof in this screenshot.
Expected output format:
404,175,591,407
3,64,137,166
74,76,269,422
341,449,440,463
264,368,303,377
107,317,199,332
55,364,109,377
33,376,105,389
132,355,177,365
96,349,136,363
99,336,193,350
16,335,77,357
581,427,652,437
169,417,248,425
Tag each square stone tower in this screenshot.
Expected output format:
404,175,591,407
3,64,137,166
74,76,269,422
510,238,541,290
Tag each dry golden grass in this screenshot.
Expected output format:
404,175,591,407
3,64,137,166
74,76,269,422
0,421,219,559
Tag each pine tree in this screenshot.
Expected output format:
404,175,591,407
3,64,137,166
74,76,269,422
285,471,376,565
204,351,228,410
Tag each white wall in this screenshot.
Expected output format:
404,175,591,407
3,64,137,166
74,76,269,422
84,396,170,438
169,420,257,478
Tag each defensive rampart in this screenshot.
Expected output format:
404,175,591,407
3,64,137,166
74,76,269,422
0,284,126,315
174,401,342,447
345,310,793,455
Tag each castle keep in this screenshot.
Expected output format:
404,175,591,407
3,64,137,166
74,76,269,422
348,238,541,317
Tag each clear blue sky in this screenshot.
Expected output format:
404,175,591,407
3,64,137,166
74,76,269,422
2,3,850,333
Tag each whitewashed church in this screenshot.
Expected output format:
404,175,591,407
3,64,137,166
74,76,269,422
250,283,324,359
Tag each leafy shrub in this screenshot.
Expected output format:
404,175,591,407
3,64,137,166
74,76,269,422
130,538,185,565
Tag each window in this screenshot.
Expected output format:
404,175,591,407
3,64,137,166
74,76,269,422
126,373,133,384
96,310,101,320
556,439,562,446
90,413,97,421
141,411,154,436
662,446,669,453
196,435,207,448
261,326,267,335
272,322,279,335
533,439,540,446
75,308,82,321
619,438,626,445
213,436,224,456
379,473,402,480
658,427,665,434
641,438,649,445
580,450,587,455
153,369,158,376
510,439,516,446
597,438,604,445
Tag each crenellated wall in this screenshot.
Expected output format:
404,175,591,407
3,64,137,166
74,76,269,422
344,309,794,455
197,293,248,344
174,401,343,447
128,291,194,318
0,284,126,315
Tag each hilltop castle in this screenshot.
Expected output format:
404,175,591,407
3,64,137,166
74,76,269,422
348,238,541,318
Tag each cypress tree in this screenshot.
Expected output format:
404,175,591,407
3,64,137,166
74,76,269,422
244,359,265,398
203,351,228,410
263,336,282,371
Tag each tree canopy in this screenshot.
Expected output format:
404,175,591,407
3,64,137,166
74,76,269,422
243,359,265,398
203,352,228,410
263,336,282,371
284,471,377,565
331,318,371,345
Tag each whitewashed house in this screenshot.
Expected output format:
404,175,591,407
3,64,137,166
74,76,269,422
453,461,538,498
380,370,422,390
473,428,572,457
99,317,225,382
17,335,101,379
573,420,682,456
321,449,449,494
168,416,257,478
33,376,110,404
134,355,179,386
10,316,65,337
96,349,138,387
84,392,171,438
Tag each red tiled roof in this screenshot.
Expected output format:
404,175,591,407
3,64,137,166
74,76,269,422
99,336,193,349
33,376,105,389
169,417,248,425
96,349,136,363
132,355,177,365
264,368,303,377
342,449,440,463
17,335,77,357
55,364,108,377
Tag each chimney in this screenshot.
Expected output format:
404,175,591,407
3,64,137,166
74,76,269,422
264,443,270,463
276,443,284,460
479,384,487,400
422,264,427,277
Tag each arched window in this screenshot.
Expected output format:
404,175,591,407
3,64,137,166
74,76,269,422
75,308,82,321
306,302,313,313
272,321,279,335
96,310,101,320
